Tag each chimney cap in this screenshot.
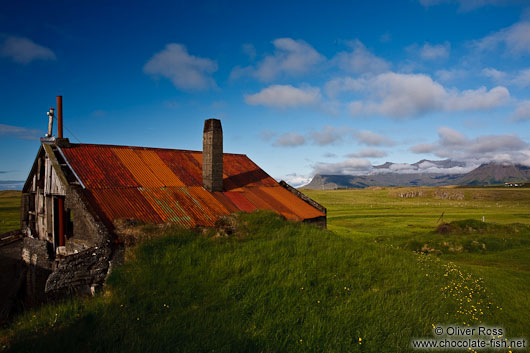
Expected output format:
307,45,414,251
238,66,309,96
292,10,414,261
203,118,222,132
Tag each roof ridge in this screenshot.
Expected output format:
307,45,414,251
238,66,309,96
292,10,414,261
63,142,246,156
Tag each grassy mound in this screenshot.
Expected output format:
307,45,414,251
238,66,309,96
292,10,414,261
402,220,530,256
1,211,509,353
436,219,529,235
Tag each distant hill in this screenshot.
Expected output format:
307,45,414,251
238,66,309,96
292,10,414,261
305,173,461,189
457,163,530,186
372,159,466,170
304,162,530,189
411,159,466,169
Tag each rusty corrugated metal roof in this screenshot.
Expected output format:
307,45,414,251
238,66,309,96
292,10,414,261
60,143,325,227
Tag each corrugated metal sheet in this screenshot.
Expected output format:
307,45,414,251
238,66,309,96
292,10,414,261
88,188,163,224
60,143,325,227
157,150,202,186
112,148,166,188
63,145,139,189
261,186,325,219
137,150,185,187
224,191,257,213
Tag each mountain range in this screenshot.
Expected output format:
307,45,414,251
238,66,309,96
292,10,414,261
304,160,530,189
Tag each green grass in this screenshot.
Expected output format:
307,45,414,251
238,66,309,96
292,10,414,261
302,187,530,238
1,187,530,352
0,191,20,234
304,187,530,348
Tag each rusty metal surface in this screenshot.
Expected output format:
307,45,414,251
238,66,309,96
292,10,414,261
60,143,326,227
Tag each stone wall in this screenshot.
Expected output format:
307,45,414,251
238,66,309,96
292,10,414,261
65,185,112,247
45,246,112,298
21,237,53,306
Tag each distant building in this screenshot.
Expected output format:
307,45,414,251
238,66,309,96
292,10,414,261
19,98,326,300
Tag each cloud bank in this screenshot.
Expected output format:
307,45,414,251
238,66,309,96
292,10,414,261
331,72,509,118
0,36,56,64
273,132,306,147
411,126,530,165
144,43,218,91
331,40,390,75
474,20,530,55
232,38,325,81
0,124,42,140
245,85,321,108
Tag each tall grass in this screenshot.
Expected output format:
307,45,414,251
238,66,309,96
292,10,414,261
2,187,529,352
2,211,504,353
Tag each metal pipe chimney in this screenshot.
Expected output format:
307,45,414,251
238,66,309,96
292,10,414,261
203,119,223,192
57,95,63,138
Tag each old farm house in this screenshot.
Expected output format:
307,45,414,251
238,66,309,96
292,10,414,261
19,97,326,301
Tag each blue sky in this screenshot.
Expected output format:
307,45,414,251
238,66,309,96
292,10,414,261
1,0,530,187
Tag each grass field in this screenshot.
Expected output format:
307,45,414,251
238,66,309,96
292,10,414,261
1,187,529,352
0,191,20,234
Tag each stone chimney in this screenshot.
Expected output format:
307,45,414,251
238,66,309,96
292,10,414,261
203,119,223,192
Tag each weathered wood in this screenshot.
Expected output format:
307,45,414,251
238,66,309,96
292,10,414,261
42,144,69,193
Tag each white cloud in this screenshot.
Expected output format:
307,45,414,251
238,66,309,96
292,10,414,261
232,38,324,82
363,73,446,117
280,173,312,188
313,158,372,175
0,36,55,64
411,126,530,165
480,67,530,88
420,42,450,60
244,85,321,108
0,124,41,140
143,43,217,91
377,162,474,175
468,134,527,154
265,126,355,148
410,143,437,153
474,20,530,55
435,69,469,82
310,126,346,146
512,68,530,87
325,77,364,98
273,132,306,147
332,40,390,75
348,101,364,116
438,126,467,146
335,72,509,118
511,100,530,122
354,130,395,146
312,157,476,176
445,86,509,111
481,67,507,82
346,148,388,158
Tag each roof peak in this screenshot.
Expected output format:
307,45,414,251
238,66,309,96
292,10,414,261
60,142,246,157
